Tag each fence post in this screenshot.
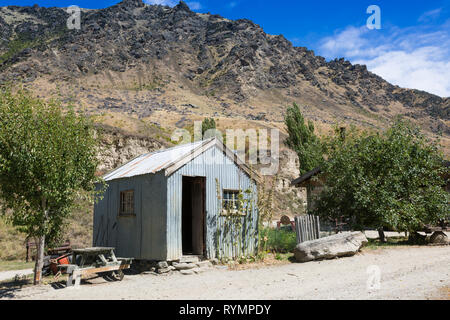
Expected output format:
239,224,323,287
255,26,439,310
295,215,321,244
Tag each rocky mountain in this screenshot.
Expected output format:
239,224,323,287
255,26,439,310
0,0,449,155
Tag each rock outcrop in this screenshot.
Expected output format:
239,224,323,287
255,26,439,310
0,0,448,134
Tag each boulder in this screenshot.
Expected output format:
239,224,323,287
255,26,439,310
429,231,449,245
294,231,368,263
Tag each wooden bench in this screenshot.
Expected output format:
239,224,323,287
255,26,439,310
58,247,132,288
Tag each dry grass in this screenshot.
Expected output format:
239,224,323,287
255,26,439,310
0,198,94,262
0,219,27,261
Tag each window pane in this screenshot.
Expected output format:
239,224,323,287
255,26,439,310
120,190,134,215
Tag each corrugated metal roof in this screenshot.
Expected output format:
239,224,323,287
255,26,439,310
103,139,209,181
291,167,322,186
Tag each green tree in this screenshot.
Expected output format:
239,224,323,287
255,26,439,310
284,103,323,174
0,87,103,284
202,118,216,136
314,121,449,240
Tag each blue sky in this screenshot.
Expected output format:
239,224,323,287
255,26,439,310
1,0,449,97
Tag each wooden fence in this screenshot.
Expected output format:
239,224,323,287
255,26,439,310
294,215,320,244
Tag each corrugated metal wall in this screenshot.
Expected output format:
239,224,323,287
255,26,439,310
93,172,168,261
167,146,259,260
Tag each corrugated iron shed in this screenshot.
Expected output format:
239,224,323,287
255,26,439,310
94,138,260,261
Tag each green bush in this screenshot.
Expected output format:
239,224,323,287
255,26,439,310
260,227,297,253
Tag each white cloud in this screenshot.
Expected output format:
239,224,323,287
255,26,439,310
317,22,450,97
356,47,450,97
418,8,442,22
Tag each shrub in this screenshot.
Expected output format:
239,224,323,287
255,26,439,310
260,227,297,253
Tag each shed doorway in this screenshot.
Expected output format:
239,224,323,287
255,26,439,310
182,176,206,256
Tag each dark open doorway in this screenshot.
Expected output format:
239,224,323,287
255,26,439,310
182,176,206,256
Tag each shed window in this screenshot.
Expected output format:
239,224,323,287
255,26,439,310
119,190,135,216
222,190,242,215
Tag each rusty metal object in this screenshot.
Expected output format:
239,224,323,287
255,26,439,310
280,215,291,225
47,240,72,256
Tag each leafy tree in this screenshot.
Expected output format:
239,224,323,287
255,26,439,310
0,87,103,284
284,103,323,174
202,118,216,136
314,120,449,240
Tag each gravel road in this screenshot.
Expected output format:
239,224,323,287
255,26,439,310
0,269,33,282
2,246,449,300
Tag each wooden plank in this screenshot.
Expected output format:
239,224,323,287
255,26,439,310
306,216,310,241
316,216,320,239
298,216,303,243
80,264,130,276
72,247,115,254
301,216,306,242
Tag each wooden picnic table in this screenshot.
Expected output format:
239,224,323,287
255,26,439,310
59,247,132,288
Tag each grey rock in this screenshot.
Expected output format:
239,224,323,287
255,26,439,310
178,256,200,263
192,267,205,274
294,231,368,263
174,263,196,270
157,261,168,269
196,261,213,268
429,231,449,245
180,269,195,275
157,267,171,274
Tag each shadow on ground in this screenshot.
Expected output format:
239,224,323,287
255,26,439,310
0,278,31,299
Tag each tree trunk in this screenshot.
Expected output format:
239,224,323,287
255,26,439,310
34,234,45,285
378,227,386,243
34,197,48,285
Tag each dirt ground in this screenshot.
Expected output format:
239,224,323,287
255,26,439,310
1,245,449,300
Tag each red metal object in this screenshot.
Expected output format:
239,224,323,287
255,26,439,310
50,253,71,275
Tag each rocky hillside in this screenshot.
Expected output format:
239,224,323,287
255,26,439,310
0,0,447,261
0,0,449,151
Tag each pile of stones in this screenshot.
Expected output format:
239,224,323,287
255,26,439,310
132,256,219,276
